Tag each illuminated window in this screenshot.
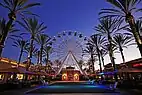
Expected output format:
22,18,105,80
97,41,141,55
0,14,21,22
17,74,23,80
62,73,67,80
74,73,79,81
0,74,3,79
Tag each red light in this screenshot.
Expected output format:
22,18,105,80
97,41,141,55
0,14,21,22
133,63,142,67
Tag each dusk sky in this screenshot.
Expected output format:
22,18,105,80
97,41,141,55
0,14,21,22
0,0,141,69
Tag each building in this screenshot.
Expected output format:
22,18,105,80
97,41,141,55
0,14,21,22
61,66,80,81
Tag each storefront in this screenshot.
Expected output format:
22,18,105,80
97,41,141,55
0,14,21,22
62,67,80,81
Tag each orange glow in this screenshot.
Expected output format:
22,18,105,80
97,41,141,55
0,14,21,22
74,73,79,81
11,61,17,65
1,59,9,63
62,73,67,80
0,57,26,67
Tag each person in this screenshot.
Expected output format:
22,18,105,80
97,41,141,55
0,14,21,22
109,82,118,91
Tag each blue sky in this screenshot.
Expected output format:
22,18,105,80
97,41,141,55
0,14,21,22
0,0,141,69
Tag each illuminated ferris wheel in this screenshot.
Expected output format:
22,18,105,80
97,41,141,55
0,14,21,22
50,30,87,75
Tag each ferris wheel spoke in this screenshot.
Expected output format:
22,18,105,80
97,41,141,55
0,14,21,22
51,30,87,69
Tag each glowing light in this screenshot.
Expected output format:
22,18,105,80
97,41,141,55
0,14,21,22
133,63,142,67
11,61,17,65
1,59,9,63
0,74,3,79
17,74,23,80
74,73,79,81
62,73,67,80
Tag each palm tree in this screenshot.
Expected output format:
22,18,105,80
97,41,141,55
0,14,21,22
17,17,47,59
0,0,40,56
78,60,84,70
35,34,51,65
135,20,142,39
12,39,29,65
17,18,47,73
99,0,142,56
43,45,52,65
99,48,108,67
83,45,96,73
25,45,39,63
88,34,107,73
113,33,134,63
94,17,124,81
0,18,19,55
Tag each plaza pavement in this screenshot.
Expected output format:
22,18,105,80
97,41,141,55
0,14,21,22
0,81,142,95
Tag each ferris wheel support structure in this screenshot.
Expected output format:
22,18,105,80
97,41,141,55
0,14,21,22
56,51,84,76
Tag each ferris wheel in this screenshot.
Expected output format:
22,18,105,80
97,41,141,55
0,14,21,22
50,30,87,75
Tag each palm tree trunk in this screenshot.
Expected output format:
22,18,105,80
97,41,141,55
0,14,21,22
100,50,105,67
18,48,23,66
39,45,43,65
108,34,118,81
46,53,49,62
37,51,40,64
102,57,105,67
127,14,142,57
91,53,94,73
97,48,102,73
97,48,103,80
119,46,125,63
28,36,34,58
0,20,13,56
101,55,105,67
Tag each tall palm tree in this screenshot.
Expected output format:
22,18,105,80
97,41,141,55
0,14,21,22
99,48,108,67
88,34,107,73
17,17,47,59
0,18,19,55
113,33,134,63
99,0,142,56
94,17,124,81
25,45,39,63
43,45,52,65
135,20,142,39
0,0,40,56
35,34,51,65
12,39,29,65
78,60,84,70
83,45,96,73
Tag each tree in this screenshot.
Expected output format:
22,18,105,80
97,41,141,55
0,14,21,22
94,17,124,81
43,45,52,65
0,0,40,56
83,45,96,73
113,33,134,63
0,18,19,53
17,17,47,59
35,34,51,65
78,60,84,70
99,0,142,56
12,39,29,65
99,48,108,67
88,34,107,73
25,45,38,63
135,20,142,39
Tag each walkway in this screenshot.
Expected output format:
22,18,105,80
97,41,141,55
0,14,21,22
0,81,142,95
